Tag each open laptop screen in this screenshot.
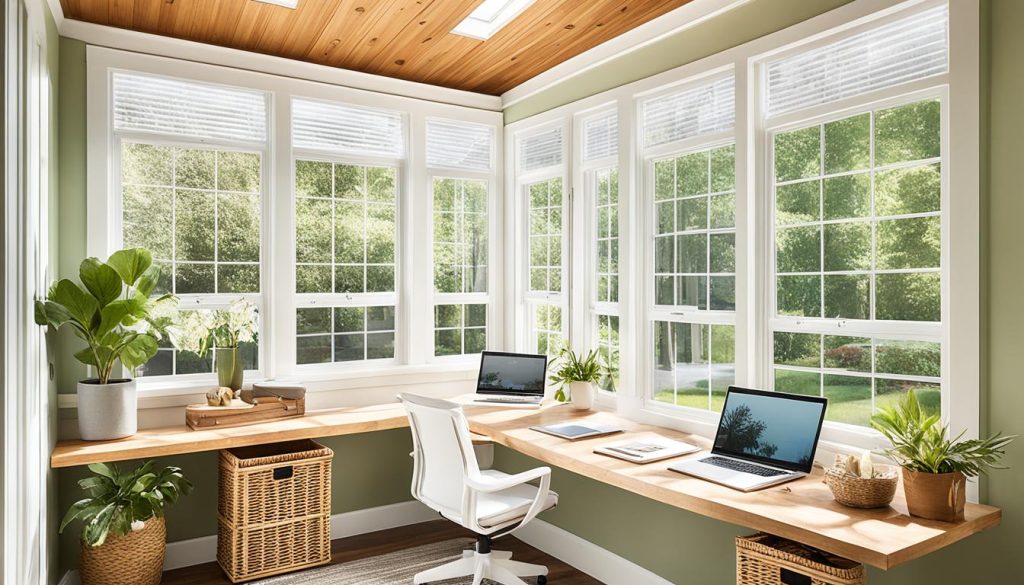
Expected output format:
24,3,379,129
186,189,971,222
476,351,547,397
712,387,827,473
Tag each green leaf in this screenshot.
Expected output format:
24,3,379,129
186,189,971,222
79,258,123,308
96,301,133,339
87,463,118,481
133,264,163,298
74,346,113,369
49,279,98,328
60,499,95,534
107,248,153,286
120,334,158,371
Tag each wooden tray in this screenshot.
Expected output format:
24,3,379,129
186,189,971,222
185,397,305,430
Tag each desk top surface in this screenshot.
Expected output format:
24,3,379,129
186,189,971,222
50,399,1000,570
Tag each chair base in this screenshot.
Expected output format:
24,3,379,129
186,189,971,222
413,546,548,585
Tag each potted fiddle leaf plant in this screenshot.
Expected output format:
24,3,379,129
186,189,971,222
61,461,192,585
175,299,258,393
870,390,1014,522
35,248,177,441
548,345,607,411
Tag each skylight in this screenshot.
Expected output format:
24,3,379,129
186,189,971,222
452,0,537,41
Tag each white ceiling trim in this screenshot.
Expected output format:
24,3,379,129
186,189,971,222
43,0,64,28
58,18,503,112
500,0,752,108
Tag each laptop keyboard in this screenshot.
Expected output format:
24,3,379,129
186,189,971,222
702,456,788,477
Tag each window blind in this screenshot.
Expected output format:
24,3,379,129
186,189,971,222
426,119,493,171
642,76,735,150
518,126,563,172
583,112,618,162
766,5,948,118
292,98,405,159
112,72,267,143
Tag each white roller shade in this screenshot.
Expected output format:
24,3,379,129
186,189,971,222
766,5,948,118
583,112,618,162
112,71,267,143
642,76,734,150
426,119,493,171
292,97,405,159
518,126,563,172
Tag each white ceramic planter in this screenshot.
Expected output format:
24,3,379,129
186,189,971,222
570,381,596,411
77,379,137,441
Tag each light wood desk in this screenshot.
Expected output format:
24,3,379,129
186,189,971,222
51,400,1001,570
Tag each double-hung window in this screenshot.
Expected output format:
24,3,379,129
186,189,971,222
292,98,404,366
764,4,948,429
112,71,269,379
642,74,737,412
517,124,568,356
427,118,495,358
580,111,621,391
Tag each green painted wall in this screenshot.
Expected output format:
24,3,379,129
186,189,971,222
504,0,853,123
52,0,1024,582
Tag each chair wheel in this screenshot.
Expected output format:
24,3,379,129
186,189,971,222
537,576,547,585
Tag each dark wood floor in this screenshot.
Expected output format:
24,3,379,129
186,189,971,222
162,520,602,584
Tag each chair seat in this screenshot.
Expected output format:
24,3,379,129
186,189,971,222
473,470,559,528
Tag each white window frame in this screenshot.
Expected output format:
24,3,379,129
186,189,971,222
86,47,504,397
427,153,499,362
512,120,570,356
291,146,405,372
503,0,979,488
574,105,622,402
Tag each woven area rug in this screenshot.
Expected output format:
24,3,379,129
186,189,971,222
251,538,543,584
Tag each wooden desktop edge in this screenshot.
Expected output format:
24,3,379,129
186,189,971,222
49,399,1001,570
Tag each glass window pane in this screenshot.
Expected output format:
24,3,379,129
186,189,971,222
176,263,215,294
823,222,871,272
776,181,819,225
297,308,331,335
824,274,870,320
175,148,215,189
218,151,261,193
774,332,820,368
296,265,331,294
709,276,734,311
824,113,870,173
875,340,941,377
709,233,735,273
823,336,871,372
295,159,332,198
677,197,707,231
874,99,940,166
295,198,332,263
672,322,710,410
677,275,707,309
875,272,940,321
776,226,820,273
824,174,870,220
654,159,675,200
710,145,735,192
823,374,872,426
710,194,735,228
709,325,735,412
676,234,707,274
774,368,821,396
123,142,173,186
218,193,260,263
875,163,941,216
875,379,940,417
123,186,173,260
775,126,820,182
175,189,215,262
777,275,821,317
218,264,259,294
876,217,940,270
676,151,708,196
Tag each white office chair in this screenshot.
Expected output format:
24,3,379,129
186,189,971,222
400,393,558,585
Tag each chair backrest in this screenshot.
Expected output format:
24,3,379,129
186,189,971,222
399,394,480,520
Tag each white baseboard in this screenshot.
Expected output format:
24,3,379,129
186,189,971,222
515,519,673,585
56,500,665,585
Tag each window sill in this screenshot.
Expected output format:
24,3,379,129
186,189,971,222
56,362,479,411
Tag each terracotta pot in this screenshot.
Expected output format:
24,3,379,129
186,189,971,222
80,515,165,585
901,468,966,522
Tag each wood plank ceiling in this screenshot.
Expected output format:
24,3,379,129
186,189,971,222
58,0,694,95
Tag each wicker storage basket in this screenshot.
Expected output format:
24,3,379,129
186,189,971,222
80,515,165,585
824,466,899,509
218,439,333,583
737,533,866,585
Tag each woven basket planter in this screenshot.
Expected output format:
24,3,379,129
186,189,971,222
824,466,899,509
737,533,866,585
79,515,165,585
218,439,333,583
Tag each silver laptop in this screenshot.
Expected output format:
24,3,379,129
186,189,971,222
670,387,827,492
473,351,547,405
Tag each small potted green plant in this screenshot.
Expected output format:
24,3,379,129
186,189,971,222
34,248,177,440
175,299,259,392
61,461,192,585
871,390,1014,522
548,345,607,411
